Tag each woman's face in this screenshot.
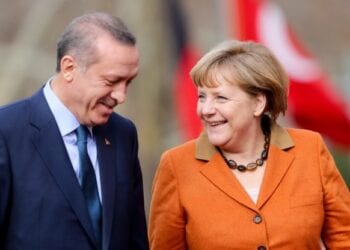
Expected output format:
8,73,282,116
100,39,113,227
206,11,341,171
197,72,265,149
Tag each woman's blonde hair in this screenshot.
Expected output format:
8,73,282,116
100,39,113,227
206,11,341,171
190,40,289,121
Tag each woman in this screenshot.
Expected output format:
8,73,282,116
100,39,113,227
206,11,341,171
149,40,350,249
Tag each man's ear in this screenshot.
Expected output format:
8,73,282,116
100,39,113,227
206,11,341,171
60,55,77,82
254,93,267,117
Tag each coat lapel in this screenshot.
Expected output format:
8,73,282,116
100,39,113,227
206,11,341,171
94,125,117,250
256,145,295,208
29,90,97,246
200,152,257,211
196,124,295,212
256,124,295,208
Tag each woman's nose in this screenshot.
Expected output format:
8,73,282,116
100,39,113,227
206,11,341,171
200,99,216,115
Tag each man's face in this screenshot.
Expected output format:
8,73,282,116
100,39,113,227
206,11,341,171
69,35,139,126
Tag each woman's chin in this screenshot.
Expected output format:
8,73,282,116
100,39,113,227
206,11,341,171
207,135,228,148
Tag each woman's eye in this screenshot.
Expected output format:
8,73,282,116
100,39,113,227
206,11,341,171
217,96,228,101
198,94,205,102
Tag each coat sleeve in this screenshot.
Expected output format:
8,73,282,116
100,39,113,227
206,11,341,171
319,134,350,248
149,151,187,250
0,129,11,246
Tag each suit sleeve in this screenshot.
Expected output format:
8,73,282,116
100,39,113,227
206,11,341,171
319,134,350,248
149,151,187,250
0,130,11,245
130,125,149,250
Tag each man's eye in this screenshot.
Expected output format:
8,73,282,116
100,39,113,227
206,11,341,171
105,78,122,86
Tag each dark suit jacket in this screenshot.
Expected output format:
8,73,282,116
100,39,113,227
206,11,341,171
0,89,149,250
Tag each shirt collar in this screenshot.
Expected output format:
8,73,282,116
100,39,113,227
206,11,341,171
195,122,295,161
43,79,80,136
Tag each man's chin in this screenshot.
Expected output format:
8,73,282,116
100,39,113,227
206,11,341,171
89,115,111,126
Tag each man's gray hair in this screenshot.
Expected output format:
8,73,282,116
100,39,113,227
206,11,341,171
56,12,136,72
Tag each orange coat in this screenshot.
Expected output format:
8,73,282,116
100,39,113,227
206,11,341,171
149,125,350,249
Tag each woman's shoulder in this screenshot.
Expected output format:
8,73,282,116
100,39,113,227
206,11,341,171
286,127,322,142
162,139,197,157
271,124,324,150
156,139,200,175
284,127,327,153
287,127,321,137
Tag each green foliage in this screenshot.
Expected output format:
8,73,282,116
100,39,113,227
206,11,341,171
332,149,350,188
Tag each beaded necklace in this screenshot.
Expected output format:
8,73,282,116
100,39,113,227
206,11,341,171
218,132,270,172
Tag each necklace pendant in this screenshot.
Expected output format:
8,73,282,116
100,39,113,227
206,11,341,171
246,162,258,171
237,165,247,172
256,158,263,166
261,149,268,160
227,160,237,169
217,131,270,173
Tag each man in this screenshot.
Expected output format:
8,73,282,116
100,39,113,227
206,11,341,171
0,12,149,250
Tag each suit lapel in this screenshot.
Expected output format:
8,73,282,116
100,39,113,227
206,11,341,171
196,125,295,212
29,90,97,246
94,125,117,250
257,145,295,208
200,152,257,211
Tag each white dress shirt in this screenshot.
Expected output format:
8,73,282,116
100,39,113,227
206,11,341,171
43,80,102,203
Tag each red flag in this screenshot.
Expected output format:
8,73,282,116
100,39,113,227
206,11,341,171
173,46,202,140
168,0,202,140
235,0,350,149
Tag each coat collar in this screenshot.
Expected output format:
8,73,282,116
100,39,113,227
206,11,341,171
195,122,294,161
196,122,295,211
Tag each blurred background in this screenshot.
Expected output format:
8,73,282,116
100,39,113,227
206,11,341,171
0,0,349,217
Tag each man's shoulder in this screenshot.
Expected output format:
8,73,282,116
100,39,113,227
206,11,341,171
0,99,30,139
0,97,31,127
108,112,135,129
0,97,29,115
0,88,42,115
101,113,137,138
0,89,44,131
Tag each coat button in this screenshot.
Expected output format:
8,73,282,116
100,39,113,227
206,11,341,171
257,246,266,250
253,214,262,224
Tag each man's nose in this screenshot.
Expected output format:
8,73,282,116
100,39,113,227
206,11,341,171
111,82,128,104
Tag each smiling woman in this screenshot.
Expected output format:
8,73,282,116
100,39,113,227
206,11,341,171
148,40,350,249
196,77,266,153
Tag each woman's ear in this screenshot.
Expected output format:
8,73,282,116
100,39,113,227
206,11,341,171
254,93,267,117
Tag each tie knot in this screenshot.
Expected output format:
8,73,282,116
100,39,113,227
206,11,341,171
76,125,89,143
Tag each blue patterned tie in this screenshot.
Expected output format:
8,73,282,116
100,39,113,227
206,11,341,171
76,126,102,249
